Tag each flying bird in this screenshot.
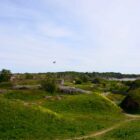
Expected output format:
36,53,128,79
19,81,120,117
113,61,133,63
53,61,56,64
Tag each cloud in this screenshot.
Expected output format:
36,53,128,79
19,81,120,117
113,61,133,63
0,0,140,73
50,0,140,73
37,22,74,38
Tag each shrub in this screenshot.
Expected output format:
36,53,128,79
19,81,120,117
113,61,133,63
75,79,82,84
0,69,12,82
120,88,140,113
129,80,140,90
92,78,101,84
79,75,89,83
41,78,57,94
25,73,33,79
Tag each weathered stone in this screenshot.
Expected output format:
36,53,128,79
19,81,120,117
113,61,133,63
59,86,91,94
120,95,139,112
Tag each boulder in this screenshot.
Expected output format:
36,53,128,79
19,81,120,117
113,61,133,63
120,95,139,112
59,86,91,94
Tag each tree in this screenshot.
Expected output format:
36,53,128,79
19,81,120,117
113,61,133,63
79,74,89,83
0,69,12,82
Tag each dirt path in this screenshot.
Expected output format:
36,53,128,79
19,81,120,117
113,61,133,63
66,113,140,140
124,113,140,118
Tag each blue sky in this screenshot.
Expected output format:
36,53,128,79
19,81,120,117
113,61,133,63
0,0,140,73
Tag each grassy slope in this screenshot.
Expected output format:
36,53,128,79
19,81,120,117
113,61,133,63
106,93,126,105
0,96,81,140
4,90,48,101
88,120,140,140
0,91,125,140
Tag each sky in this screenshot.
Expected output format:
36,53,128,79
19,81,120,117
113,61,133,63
0,0,140,74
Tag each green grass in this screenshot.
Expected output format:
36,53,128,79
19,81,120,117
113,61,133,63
66,80,129,94
0,91,125,140
88,120,140,140
42,93,125,137
106,93,126,105
14,79,40,85
4,90,48,101
0,82,13,89
43,93,120,114
0,97,82,140
74,83,94,91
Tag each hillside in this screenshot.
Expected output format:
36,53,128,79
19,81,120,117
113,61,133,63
88,119,140,140
0,69,140,139
0,92,124,140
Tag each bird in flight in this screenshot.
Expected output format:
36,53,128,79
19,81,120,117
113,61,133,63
53,61,56,64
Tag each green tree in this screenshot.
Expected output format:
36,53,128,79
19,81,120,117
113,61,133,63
79,74,89,83
0,69,12,82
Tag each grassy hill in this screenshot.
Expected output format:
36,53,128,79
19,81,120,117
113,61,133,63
0,91,124,140
88,120,140,140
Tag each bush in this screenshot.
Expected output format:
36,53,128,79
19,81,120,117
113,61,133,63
41,78,57,94
79,75,89,83
0,69,12,82
92,78,101,84
75,79,82,84
129,80,140,90
25,73,33,79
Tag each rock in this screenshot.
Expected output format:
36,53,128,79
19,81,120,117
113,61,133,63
59,86,91,94
44,96,52,99
0,90,7,94
13,85,41,90
56,96,62,100
120,95,139,112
